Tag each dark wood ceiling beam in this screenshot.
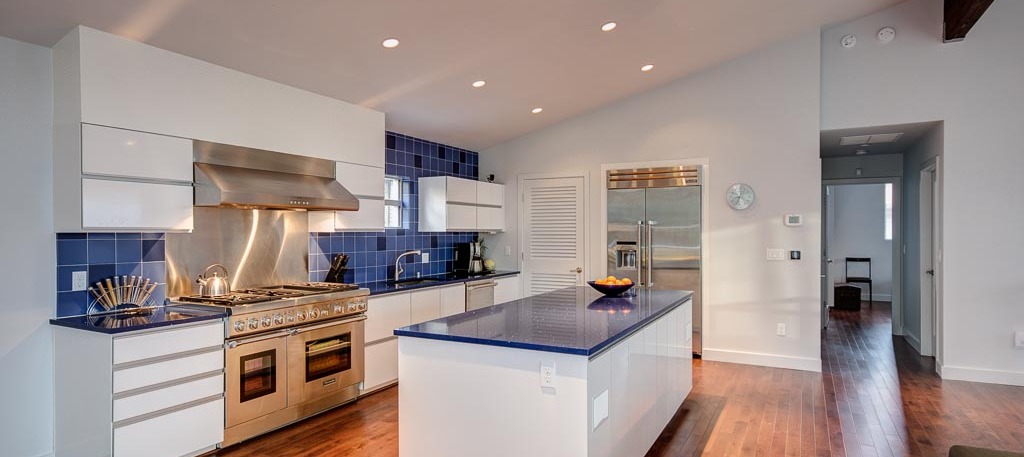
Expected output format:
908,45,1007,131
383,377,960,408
943,0,995,42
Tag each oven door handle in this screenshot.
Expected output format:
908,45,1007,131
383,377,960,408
227,328,293,347
291,315,367,335
305,341,352,356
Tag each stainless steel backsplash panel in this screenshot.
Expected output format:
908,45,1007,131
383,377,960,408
166,207,309,297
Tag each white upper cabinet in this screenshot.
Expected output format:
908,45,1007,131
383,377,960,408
309,162,386,232
419,176,505,233
81,124,193,182
476,182,504,207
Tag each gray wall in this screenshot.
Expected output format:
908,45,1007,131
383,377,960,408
822,154,903,180
0,36,55,457
901,123,943,343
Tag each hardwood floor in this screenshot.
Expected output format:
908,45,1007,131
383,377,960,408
212,303,1024,456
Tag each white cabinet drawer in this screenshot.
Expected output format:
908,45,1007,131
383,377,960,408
363,338,398,392
113,397,223,457
439,284,467,317
476,182,504,207
82,178,194,230
410,289,441,325
494,275,521,304
81,124,193,182
366,293,411,343
335,162,385,198
446,177,477,204
114,350,224,393
114,322,223,364
113,373,223,422
476,206,505,232
446,204,477,231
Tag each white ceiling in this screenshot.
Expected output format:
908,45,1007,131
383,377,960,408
820,121,941,158
0,0,903,150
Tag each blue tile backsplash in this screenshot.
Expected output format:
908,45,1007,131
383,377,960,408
55,232,167,317
309,132,481,284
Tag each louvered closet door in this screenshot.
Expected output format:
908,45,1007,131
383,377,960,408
521,176,586,296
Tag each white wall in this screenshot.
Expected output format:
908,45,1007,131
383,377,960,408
822,0,1024,384
901,123,943,346
0,36,55,457
828,184,893,301
482,31,823,372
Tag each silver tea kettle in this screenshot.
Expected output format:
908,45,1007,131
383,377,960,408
196,264,231,297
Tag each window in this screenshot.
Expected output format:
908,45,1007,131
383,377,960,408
384,177,402,228
883,183,893,241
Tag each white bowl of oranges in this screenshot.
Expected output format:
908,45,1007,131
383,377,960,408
587,276,634,296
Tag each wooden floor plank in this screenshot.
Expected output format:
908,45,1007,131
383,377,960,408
212,302,1024,457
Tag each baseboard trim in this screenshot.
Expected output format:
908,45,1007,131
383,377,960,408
941,365,1024,387
702,348,821,373
903,331,922,354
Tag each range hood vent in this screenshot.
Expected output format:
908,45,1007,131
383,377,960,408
193,140,359,211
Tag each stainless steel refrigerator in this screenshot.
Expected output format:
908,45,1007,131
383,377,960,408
607,166,703,355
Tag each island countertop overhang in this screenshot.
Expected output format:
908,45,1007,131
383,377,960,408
394,286,693,358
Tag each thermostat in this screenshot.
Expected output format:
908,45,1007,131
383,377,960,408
784,214,803,226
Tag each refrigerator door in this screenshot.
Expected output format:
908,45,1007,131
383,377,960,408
607,189,646,286
645,186,702,354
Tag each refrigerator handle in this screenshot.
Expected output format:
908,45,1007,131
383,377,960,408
637,221,645,286
647,220,657,288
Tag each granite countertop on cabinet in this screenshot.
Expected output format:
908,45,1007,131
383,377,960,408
49,305,228,334
394,286,692,358
363,270,520,296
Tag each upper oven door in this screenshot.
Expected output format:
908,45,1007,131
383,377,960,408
225,331,289,428
287,317,365,404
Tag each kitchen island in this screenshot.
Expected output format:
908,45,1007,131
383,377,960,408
394,286,693,457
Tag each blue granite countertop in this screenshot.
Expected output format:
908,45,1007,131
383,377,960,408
363,270,520,296
50,305,227,335
394,286,692,357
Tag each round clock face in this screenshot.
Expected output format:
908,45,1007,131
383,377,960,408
726,183,755,210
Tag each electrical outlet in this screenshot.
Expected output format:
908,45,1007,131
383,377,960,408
767,249,786,261
421,252,429,263
540,361,556,388
71,271,88,291
776,323,787,336
504,246,512,257
1015,331,1024,348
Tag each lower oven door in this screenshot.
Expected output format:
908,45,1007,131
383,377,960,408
225,330,289,428
287,317,365,404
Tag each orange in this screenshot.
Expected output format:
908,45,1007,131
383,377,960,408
606,275,617,282
621,278,632,285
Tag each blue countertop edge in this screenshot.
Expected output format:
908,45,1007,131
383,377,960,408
49,306,228,335
364,270,520,296
394,289,692,359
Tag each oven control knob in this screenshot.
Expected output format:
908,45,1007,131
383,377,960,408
358,301,367,310
273,314,284,325
309,308,320,319
260,316,272,328
334,303,344,314
287,313,295,322
348,302,357,312
248,318,259,330
296,310,306,321
234,320,246,332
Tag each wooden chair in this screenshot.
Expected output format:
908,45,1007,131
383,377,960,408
845,257,873,307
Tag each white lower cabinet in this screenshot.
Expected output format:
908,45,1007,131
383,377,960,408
54,321,225,457
494,274,522,304
363,338,399,393
410,288,441,325
439,284,467,317
366,293,411,343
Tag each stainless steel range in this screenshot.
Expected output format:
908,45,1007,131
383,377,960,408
172,282,369,447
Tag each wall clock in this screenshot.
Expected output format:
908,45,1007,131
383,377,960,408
726,183,755,210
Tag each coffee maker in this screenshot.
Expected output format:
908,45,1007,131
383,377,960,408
454,241,484,275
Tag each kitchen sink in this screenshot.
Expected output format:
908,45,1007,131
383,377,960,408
388,278,443,288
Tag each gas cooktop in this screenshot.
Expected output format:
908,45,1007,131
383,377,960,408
175,283,360,306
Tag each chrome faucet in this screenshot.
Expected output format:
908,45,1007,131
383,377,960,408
394,250,422,282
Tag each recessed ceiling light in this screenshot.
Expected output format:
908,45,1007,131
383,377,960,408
381,38,400,48
855,150,868,155
601,21,617,32
531,108,543,114
641,64,654,72
472,80,486,88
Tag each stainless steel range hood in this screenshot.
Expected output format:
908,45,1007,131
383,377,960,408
193,140,359,211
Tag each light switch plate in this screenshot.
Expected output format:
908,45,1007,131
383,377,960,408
71,271,88,291
593,389,609,430
421,252,429,263
777,323,787,336
504,246,512,257
1014,331,1024,348
767,249,786,261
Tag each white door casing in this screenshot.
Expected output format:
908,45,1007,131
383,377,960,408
519,174,587,296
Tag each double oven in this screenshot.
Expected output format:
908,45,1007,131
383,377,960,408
221,301,366,446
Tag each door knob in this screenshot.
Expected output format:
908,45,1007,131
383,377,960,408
925,269,935,275
570,267,582,274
